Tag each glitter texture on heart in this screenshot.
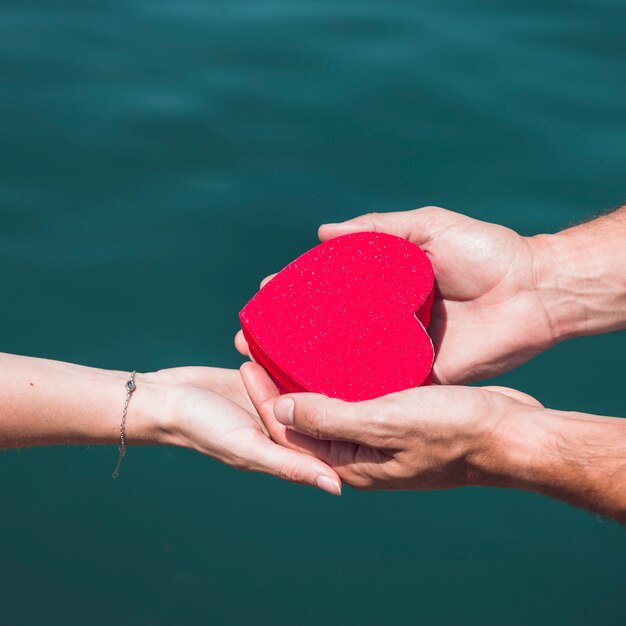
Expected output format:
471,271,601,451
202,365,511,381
240,232,435,401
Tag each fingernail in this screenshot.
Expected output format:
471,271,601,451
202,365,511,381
274,397,295,425
316,476,342,496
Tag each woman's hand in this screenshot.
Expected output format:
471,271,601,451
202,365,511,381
236,206,555,384
139,366,342,495
0,353,340,494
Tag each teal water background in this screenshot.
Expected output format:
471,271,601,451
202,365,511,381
1,1,625,624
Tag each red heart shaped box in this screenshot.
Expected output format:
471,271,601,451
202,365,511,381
240,232,435,401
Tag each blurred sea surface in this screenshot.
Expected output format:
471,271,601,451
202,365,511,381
1,1,625,624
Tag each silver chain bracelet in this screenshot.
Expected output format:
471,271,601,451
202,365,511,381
112,371,137,479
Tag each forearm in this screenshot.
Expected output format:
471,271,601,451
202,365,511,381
476,405,626,522
0,353,164,448
531,205,626,342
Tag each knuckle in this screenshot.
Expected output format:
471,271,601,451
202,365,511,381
306,403,331,439
278,460,302,483
360,212,381,231
370,411,390,437
412,205,447,226
346,473,375,491
369,398,399,434
416,205,444,213
232,455,253,472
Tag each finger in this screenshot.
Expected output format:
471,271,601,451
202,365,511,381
240,362,330,459
273,392,384,446
260,273,277,289
234,330,250,357
242,431,342,495
241,363,384,490
239,361,285,441
318,206,450,246
482,386,544,408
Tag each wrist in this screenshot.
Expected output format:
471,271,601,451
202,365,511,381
466,403,554,491
129,371,178,447
528,232,584,343
64,366,173,447
529,214,626,342
476,404,626,520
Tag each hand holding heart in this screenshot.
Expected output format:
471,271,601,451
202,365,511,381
240,361,542,491
237,206,554,384
147,366,342,495
229,204,626,521
320,207,559,383
239,231,435,400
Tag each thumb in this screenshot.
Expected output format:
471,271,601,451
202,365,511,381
318,206,450,246
273,393,381,447
483,386,544,408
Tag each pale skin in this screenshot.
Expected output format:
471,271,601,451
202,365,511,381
237,205,626,520
237,205,626,383
242,362,626,522
3,206,625,515
0,353,342,495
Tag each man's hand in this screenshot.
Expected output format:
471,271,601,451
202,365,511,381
236,206,556,383
237,204,626,383
237,205,626,383
241,361,541,491
318,207,559,383
241,362,626,522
